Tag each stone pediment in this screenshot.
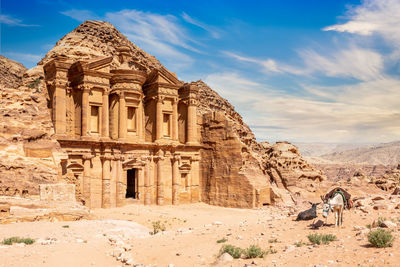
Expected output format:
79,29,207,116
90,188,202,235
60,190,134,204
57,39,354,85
145,67,183,88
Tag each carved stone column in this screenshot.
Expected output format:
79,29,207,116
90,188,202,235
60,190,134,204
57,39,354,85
190,155,200,202
54,80,67,135
172,97,179,141
186,99,197,144
119,92,126,139
101,155,112,208
101,89,109,138
137,96,143,141
155,96,163,141
82,153,94,207
116,155,125,207
143,156,151,205
171,154,181,205
155,150,165,205
81,85,90,137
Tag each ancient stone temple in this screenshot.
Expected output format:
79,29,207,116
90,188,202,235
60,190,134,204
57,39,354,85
43,45,201,208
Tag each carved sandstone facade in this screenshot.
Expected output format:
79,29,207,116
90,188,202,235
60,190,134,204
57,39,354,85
43,46,201,208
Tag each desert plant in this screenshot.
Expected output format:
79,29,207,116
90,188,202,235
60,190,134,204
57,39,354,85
244,244,266,258
2,237,35,245
27,78,41,89
294,240,306,247
219,244,243,259
307,233,337,245
266,247,278,254
216,237,228,243
62,225,69,228
268,238,279,243
368,229,394,248
150,220,166,235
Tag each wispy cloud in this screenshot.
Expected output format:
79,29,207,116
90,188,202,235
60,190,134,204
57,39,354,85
0,14,38,27
60,9,99,22
205,72,400,143
181,12,221,39
60,8,203,70
224,46,385,81
323,0,400,46
3,52,43,66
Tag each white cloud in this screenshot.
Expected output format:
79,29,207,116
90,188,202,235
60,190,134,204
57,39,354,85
60,9,99,22
205,72,400,143
181,12,221,39
0,14,38,27
323,0,400,46
298,47,384,81
224,46,384,81
3,52,43,66
60,9,202,70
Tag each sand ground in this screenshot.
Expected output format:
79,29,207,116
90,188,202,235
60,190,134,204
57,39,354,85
0,198,399,267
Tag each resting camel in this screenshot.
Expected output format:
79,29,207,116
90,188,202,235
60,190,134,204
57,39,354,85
321,194,344,227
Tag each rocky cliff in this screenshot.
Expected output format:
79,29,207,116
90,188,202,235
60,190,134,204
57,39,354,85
0,56,62,196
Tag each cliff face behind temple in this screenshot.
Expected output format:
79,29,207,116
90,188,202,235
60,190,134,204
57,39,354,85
0,20,324,206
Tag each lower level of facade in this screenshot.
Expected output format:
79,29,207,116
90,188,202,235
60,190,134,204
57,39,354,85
60,138,201,208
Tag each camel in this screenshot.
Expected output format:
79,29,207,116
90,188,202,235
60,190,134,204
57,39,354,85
321,193,344,227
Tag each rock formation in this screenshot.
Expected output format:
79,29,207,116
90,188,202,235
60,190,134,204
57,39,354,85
373,164,400,191
1,20,324,207
0,56,63,196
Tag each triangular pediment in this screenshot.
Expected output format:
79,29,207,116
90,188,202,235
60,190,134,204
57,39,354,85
145,67,183,87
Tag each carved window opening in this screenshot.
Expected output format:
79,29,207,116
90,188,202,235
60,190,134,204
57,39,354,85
181,173,188,191
163,113,171,137
90,105,100,133
127,106,137,132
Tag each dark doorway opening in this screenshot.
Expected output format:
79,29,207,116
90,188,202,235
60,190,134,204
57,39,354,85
126,169,137,198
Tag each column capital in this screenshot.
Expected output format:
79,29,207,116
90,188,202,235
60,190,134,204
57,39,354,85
78,84,92,93
171,154,181,162
153,95,165,103
172,97,179,104
82,153,94,160
100,155,113,161
191,155,200,162
102,88,110,95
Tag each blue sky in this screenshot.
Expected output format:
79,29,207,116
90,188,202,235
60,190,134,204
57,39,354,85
2,0,400,144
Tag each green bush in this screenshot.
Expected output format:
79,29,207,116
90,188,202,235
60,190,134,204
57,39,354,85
294,240,306,247
27,78,41,89
244,244,266,258
150,220,166,235
307,233,337,245
368,229,394,248
219,244,243,259
216,237,228,243
2,237,35,245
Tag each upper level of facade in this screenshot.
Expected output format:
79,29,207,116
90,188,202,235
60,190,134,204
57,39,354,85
43,45,199,146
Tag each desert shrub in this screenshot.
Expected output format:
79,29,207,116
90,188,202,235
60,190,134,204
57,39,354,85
266,248,277,254
219,244,243,259
294,240,306,247
307,233,336,245
62,225,69,228
216,237,228,243
268,238,278,243
368,229,394,248
2,237,35,245
244,244,266,258
150,220,166,235
27,78,41,89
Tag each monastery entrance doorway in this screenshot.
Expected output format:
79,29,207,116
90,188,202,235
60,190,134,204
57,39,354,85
126,168,138,199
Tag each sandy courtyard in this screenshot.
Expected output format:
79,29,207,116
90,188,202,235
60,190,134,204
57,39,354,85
0,200,399,267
